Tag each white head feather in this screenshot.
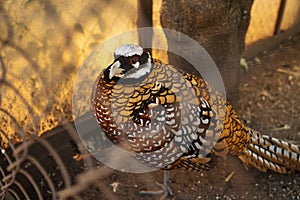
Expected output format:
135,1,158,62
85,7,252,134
114,44,143,59
109,45,152,80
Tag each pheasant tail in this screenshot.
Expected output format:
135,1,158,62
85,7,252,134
240,129,300,174
218,104,300,174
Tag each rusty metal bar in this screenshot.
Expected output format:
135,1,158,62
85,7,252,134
19,169,43,200
26,155,57,200
274,0,287,35
38,139,72,188
11,181,30,200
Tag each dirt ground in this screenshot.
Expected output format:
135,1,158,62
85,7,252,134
78,33,300,200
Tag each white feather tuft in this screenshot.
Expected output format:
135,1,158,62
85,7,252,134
114,44,143,58
109,61,123,79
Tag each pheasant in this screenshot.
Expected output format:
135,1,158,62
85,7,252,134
92,44,300,198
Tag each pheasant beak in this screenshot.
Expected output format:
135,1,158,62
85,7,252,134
109,60,124,79
132,61,140,68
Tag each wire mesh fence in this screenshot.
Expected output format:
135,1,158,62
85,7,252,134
0,116,119,199
0,0,137,199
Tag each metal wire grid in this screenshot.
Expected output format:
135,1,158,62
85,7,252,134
0,37,118,200
0,115,120,199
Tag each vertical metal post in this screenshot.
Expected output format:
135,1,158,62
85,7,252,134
274,0,287,35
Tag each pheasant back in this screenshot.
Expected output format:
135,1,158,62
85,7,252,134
94,59,228,169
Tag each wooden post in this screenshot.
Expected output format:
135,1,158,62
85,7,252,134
137,0,153,49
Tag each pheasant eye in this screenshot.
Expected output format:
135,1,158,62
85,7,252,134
129,56,139,64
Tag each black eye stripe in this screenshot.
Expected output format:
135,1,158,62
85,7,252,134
114,52,151,74
140,52,150,64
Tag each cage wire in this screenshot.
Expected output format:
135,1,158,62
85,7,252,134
0,0,137,199
0,61,117,199
0,0,299,199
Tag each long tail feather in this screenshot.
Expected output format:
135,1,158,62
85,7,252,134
241,129,300,173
